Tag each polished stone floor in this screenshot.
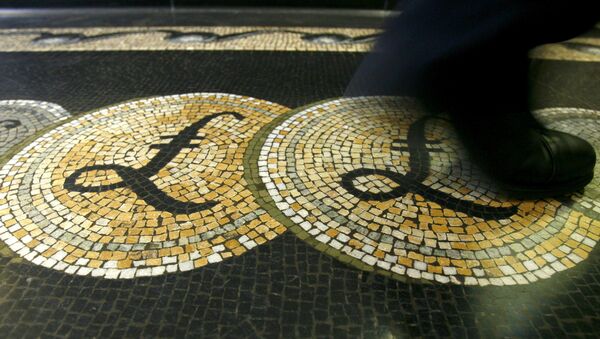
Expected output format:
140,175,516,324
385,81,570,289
1,8,600,338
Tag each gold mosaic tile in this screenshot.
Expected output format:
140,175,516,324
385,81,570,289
0,93,289,278
257,97,600,286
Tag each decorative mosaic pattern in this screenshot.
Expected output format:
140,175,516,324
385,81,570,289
1,26,598,62
0,100,70,157
255,97,600,286
0,27,379,52
531,38,600,62
0,93,289,278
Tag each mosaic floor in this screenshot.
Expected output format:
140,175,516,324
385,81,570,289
253,98,600,286
1,8,600,338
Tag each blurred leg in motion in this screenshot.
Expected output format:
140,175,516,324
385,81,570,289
346,0,600,197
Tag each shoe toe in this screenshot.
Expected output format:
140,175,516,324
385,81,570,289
542,129,596,183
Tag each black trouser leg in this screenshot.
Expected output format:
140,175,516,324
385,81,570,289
345,0,599,192
345,0,600,120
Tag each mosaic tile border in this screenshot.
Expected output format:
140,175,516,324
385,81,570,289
0,93,289,279
0,26,379,52
247,97,600,286
0,26,596,60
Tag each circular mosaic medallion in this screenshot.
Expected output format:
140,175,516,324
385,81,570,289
0,100,70,157
0,93,289,278
255,97,600,286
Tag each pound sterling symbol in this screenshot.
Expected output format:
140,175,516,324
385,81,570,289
64,112,244,214
340,116,518,220
0,119,21,131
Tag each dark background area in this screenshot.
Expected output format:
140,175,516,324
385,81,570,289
0,0,400,10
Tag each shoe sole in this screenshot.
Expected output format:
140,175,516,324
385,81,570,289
498,172,595,200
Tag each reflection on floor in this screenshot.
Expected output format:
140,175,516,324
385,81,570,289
0,8,599,338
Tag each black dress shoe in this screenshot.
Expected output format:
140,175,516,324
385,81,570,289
456,124,596,199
